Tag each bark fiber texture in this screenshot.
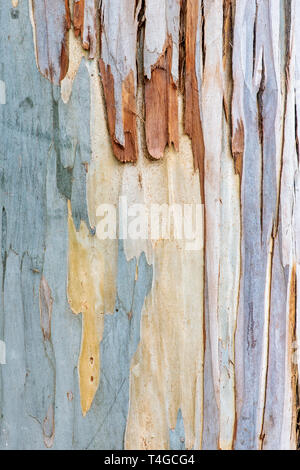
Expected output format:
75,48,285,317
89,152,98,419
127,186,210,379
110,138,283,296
0,0,300,450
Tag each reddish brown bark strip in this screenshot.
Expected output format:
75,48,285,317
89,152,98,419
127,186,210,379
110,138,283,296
145,39,179,160
73,0,97,58
65,0,71,29
183,0,205,202
73,0,84,39
99,60,138,163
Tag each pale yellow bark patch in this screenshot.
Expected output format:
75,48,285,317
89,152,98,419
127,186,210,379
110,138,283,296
67,202,103,416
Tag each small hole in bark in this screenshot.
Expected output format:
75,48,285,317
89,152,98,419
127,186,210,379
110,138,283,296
10,9,19,19
90,376,94,382
90,357,94,365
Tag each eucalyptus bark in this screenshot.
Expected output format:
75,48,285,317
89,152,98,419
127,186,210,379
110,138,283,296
0,0,299,450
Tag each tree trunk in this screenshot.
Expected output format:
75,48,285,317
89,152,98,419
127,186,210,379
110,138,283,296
0,0,299,450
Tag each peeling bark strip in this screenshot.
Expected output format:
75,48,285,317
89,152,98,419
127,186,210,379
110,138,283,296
100,61,138,163
145,41,179,159
31,0,71,85
99,0,139,163
144,0,180,159
73,0,97,59
73,0,85,38
182,0,205,202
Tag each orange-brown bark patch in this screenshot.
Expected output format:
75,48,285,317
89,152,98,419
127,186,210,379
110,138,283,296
99,60,138,163
59,38,69,83
65,0,71,29
73,0,85,39
145,39,179,160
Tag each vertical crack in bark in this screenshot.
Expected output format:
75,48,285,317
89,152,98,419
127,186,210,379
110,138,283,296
179,0,187,94
259,236,275,449
253,1,258,78
136,0,146,97
201,0,206,71
225,1,244,182
275,0,292,237
257,57,266,241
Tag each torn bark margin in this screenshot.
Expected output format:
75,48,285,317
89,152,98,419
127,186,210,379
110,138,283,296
181,0,205,203
223,1,242,181
73,0,85,39
145,37,179,160
60,0,71,82
99,60,138,163
73,0,97,58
